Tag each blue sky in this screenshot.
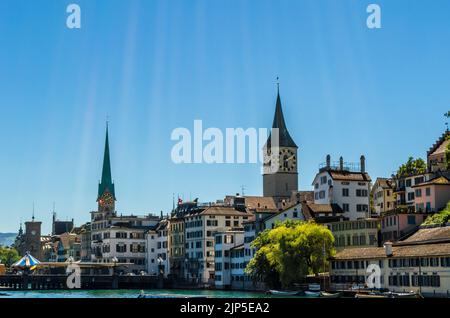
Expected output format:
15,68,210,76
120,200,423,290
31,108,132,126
0,0,449,233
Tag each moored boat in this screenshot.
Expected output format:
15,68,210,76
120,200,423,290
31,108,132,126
355,291,422,299
320,291,342,298
304,291,321,297
267,290,303,296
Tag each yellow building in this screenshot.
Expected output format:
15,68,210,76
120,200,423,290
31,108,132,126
328,218,380,251
372,177,396,215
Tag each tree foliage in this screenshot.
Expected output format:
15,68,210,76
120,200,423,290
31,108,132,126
397,157,427,177
245,220,335,287
422,201,450,226
0,246,20,267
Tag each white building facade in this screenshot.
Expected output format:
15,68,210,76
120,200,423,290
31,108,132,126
214,230,244,289
312,155,371,220
184,206,249,285
146,219,170,277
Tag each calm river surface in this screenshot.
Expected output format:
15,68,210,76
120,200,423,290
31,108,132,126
0,289,275,298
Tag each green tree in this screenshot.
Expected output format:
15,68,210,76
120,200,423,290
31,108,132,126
0,246,20,267
397,157,427,177
245,220,335,288
422,201,450,226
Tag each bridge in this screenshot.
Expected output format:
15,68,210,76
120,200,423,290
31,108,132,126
0,274,165,290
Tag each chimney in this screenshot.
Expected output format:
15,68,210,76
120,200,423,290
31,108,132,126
326,154,331,168
383,242,393,257
360,155,366,173
339,156,343,170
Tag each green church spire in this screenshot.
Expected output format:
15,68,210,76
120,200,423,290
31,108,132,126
266,82,297,149
98,123,115,200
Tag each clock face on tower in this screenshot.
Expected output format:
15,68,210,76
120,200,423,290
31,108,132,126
280,148,296,172
99,192,114,207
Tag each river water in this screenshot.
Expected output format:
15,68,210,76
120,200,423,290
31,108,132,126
0,289,275,298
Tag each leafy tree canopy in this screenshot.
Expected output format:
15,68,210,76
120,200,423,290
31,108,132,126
397,157,427,177
422,201,450,226
0,246,20,267
245,220,335,288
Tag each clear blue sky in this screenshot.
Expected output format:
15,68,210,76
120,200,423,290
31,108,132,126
0,0,449,233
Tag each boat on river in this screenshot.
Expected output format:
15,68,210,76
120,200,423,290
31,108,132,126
267,290,303,296
137,290,208,299
304,291,321,297
319,291,342,298
355,291,422,299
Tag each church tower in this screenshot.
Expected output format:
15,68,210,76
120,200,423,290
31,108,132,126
97,123,116,217
263,85,298,202
23,214,42,259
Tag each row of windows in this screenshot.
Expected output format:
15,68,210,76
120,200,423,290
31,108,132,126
231,262,247,269
186,252,204,259
389,273,440,288
215,235,235,244
334,234,377,247
186,220,203,228
389,257,444,268
339,204,369,213
332,260,384,270
416,203,432,213
186,241,202,249
356,204,369,212
403,177,425,188
332,257,450,270
331,221,378,232
186,231,203,239
93,231,146,240
331,275,373,284
415,188,431,198
171,223,184,232
96,243,146,254
231,249,245,258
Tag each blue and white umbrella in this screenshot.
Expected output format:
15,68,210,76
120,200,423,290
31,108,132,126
12,252,41,270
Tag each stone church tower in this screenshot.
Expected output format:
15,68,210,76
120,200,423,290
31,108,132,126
263,86,298,203
16,214,42,259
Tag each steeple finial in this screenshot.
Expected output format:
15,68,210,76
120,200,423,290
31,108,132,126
32,202,35,222
276,76,280,94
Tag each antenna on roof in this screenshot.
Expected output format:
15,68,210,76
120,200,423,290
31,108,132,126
240,185,246,196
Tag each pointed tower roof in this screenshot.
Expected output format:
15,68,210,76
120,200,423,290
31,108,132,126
98,123,115,200
266,85,297,148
